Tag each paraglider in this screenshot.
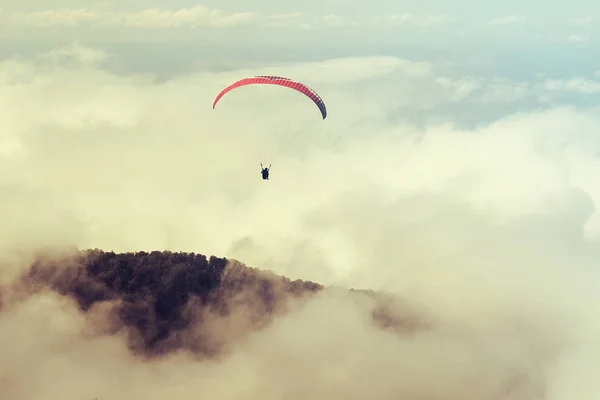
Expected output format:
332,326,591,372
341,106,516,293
212,75,327,180
212,75,327,119
260,163,270,180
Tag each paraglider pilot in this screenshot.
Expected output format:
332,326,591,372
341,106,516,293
261,163,271,180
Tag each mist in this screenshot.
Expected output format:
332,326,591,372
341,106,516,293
1,42,600,399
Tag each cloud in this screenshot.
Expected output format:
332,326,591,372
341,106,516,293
2,6,453,30
4,6,259,28
264,12,305,27
568,16,592,26
105,6,258,28
290,12,455,29
6,8,100,26
567,34,590,42
2,42,600,399
387,13,455,27
544,77,600,94
486,14,527,26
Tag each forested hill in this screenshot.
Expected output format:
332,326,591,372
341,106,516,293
1,250,427,359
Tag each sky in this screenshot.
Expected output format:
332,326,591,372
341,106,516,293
2,1,600,399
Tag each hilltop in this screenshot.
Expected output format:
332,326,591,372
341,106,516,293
1,249,428,359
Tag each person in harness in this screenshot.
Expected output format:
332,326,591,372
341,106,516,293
261,163,271,180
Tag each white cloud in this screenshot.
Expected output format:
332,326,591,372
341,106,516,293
319,14,345,27
264,12,305,27
3,41,600,400
1,6,454,30
568,16,592,25
486,14,527,26
7,8,99,26
435,76,532,104
272,12,455,29
0,42,598,254
434,77,483,101
387,13,455,26
479,78,530,103
4,6,259,28
567,34,590,42
544,77,600,94
104,6,258,28
37,42,110,67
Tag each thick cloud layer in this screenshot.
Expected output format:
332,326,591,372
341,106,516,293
1,42,600,399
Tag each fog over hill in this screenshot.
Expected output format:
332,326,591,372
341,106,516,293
3,13,600,397
0,248,577,399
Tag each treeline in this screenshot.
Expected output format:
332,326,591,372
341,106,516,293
5,250,427,358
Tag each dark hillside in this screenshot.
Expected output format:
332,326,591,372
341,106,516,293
3,250,427,359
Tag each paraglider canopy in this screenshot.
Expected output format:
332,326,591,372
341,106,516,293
212,75,327,119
